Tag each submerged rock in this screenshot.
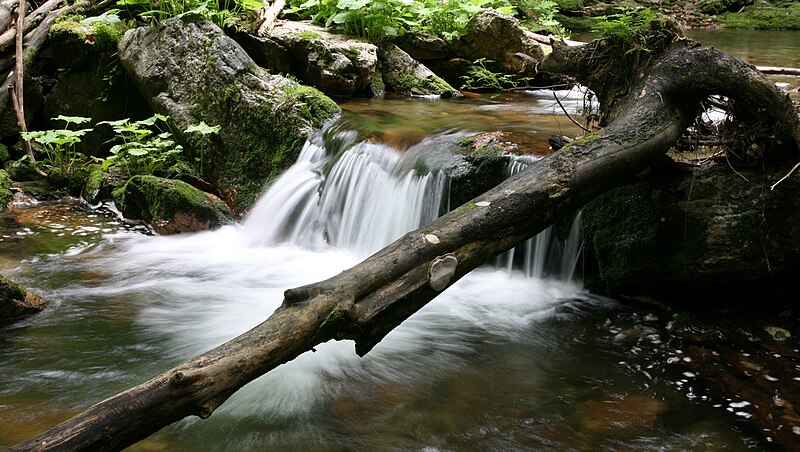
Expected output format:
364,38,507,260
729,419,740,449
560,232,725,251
583,160,800,299
118,15,340,212
113,175,233,235
0,275,46,326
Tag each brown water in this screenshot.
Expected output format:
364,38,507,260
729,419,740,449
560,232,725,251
1,31,799,451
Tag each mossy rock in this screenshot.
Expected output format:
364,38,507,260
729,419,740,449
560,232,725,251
719,2,800,29
113,175,233,234
378,42,459,97
448,141,509,208
118,16,340,213
583,160,800,300
0,169,11,207
0,275,47,326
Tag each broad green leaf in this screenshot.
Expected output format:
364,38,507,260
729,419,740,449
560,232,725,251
80,10,122,25
185,122,221,135
53,115,91,125
128,148,149,156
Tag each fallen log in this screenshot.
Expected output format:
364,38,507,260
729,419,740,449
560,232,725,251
10,29,800,452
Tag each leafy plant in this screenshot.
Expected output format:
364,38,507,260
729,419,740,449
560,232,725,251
117,0,260,27
184,121,221,175
285,0,554,42
460,58,517,91
98,114,184,177
20,116,93,180
593,8,660,54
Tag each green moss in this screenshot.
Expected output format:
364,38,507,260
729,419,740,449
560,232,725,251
557,14,599,32
370,71,385,95
50,15,89,40
114,175,230,226
91,22,125,48
292,30,322,40
719,3,800,29
0,169,12,206
391,71,457,96
451,202,477,214
0,143,8,163
214,76,339,210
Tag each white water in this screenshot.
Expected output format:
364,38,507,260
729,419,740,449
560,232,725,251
497,156,583,281
42,128,584,443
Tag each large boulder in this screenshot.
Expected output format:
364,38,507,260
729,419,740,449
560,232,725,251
113,175,233,235
0,275,47,326
378,43,459,97
257,21,380,97
456,9,545,78
583,160,800,299
118,15,340,212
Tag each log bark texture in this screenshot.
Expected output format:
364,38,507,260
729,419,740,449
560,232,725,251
11,37,800,451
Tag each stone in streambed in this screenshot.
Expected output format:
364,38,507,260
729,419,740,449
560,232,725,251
0,275,47,326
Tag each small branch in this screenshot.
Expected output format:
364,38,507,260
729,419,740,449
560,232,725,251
0,0,62,53
257,0,285,36
757,66,800,76
770,160,800,191
552,89,590,133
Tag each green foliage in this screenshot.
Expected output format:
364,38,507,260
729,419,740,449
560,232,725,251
98,114,184,177
460,58,518,91
593,8,660,53
21,116,93,182
117,0,258,27
517,0,566,36
698,0,753,15
719,2,800,29
285,0,562,42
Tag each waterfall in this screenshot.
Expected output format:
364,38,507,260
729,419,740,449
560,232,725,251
497,155,584,282
242,129,447,257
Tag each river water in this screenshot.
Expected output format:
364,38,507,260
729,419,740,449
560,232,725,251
1,31,798,450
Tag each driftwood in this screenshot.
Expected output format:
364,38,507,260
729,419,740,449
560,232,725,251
10,30,799,450
757,65,800,76
257,0,285,35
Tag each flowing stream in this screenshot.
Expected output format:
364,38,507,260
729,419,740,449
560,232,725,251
1,34,798,449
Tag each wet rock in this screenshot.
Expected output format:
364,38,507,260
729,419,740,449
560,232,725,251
763,325,791,341
378,43,459,97
582,160,800,300
263,21,379,97
0,274,47,326
118,15,340,212
577,394,665,433
113,175,232,234
455,10,545,79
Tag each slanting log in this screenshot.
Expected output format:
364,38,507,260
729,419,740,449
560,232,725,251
11,37,799,451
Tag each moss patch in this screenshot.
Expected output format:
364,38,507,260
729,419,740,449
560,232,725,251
719,2,800,29
0,169,12,206
114,175,232,233
391,71,458,97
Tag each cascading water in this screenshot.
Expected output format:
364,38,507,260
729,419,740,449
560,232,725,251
496,155,584,281
0,92,762,450
242,129,446,257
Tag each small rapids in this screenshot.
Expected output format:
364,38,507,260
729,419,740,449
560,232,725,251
0,90,785,450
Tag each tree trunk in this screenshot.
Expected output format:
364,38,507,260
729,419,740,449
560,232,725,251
10,36,800,451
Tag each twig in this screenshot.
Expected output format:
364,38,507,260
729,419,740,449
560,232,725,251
552,89,591,133
770,159,800,190
257,0,285,36
724,145,749,183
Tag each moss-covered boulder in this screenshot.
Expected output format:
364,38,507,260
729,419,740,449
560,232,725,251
378,43,459,97
113,175,233,235
0,169,11,207
118,15,340,213
0,275,47,326
583,161,800,300
259,21,380,97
